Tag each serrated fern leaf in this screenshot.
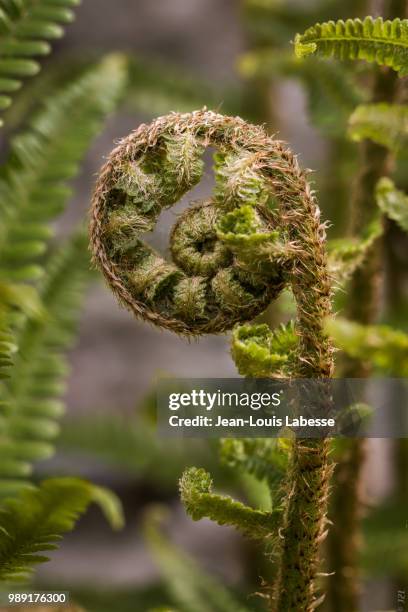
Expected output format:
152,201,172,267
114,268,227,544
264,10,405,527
220,438,288,509
179,467,279,539
145,507,250,612
240,50,366,135
0,53,127,286
376,177,408,233
0,477,122,581
325,317,408,376
328,211,383,285
231,322,298,377
348,103,408,152
295,17,408,76
0,233,91,493
0,0,80,124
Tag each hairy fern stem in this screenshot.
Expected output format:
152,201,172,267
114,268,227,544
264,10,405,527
327,2,406,610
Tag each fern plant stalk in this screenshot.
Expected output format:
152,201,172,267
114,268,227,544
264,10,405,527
305,1,408,610
90,109,334,611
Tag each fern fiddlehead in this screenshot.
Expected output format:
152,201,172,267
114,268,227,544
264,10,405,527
91,110,334,611
91,110,296,335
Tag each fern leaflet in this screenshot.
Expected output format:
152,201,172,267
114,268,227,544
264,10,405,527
0,477,123,581
0,233,90,495
0,0,80,123
295,17,408,76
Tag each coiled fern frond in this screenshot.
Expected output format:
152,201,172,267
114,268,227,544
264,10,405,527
0,0,80,124
91,109,332,365
295,17,408,76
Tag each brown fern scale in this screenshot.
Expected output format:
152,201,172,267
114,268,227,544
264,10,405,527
90,110,330,342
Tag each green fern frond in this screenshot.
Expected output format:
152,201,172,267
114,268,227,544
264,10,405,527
348,103,408,152
0,0,80,124
325,317,408,376
179,467,279,539
0,233,91,493
145,507,251,612
295,17,408,76
0,53,127,286
240,50,365,135
328,211,383,285
231,322,298,378
376,177,408,233
220,438,288,509
0,477,122,581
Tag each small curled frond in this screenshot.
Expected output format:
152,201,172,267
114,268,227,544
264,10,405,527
179,467,279,539
0,0,80,124
295,17,408,76
231,322,298,378
325,317,408,376
348,103,408,152
376,177,408,233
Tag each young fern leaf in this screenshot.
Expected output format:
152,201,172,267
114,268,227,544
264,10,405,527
376,177,408,232
0,233,91,495
325,317,408,376
0,477,123,581
145,507,250,612
0,0,80,124
295,17,408,76
348,103,408,152
231,322,298,378
179,467,279,539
